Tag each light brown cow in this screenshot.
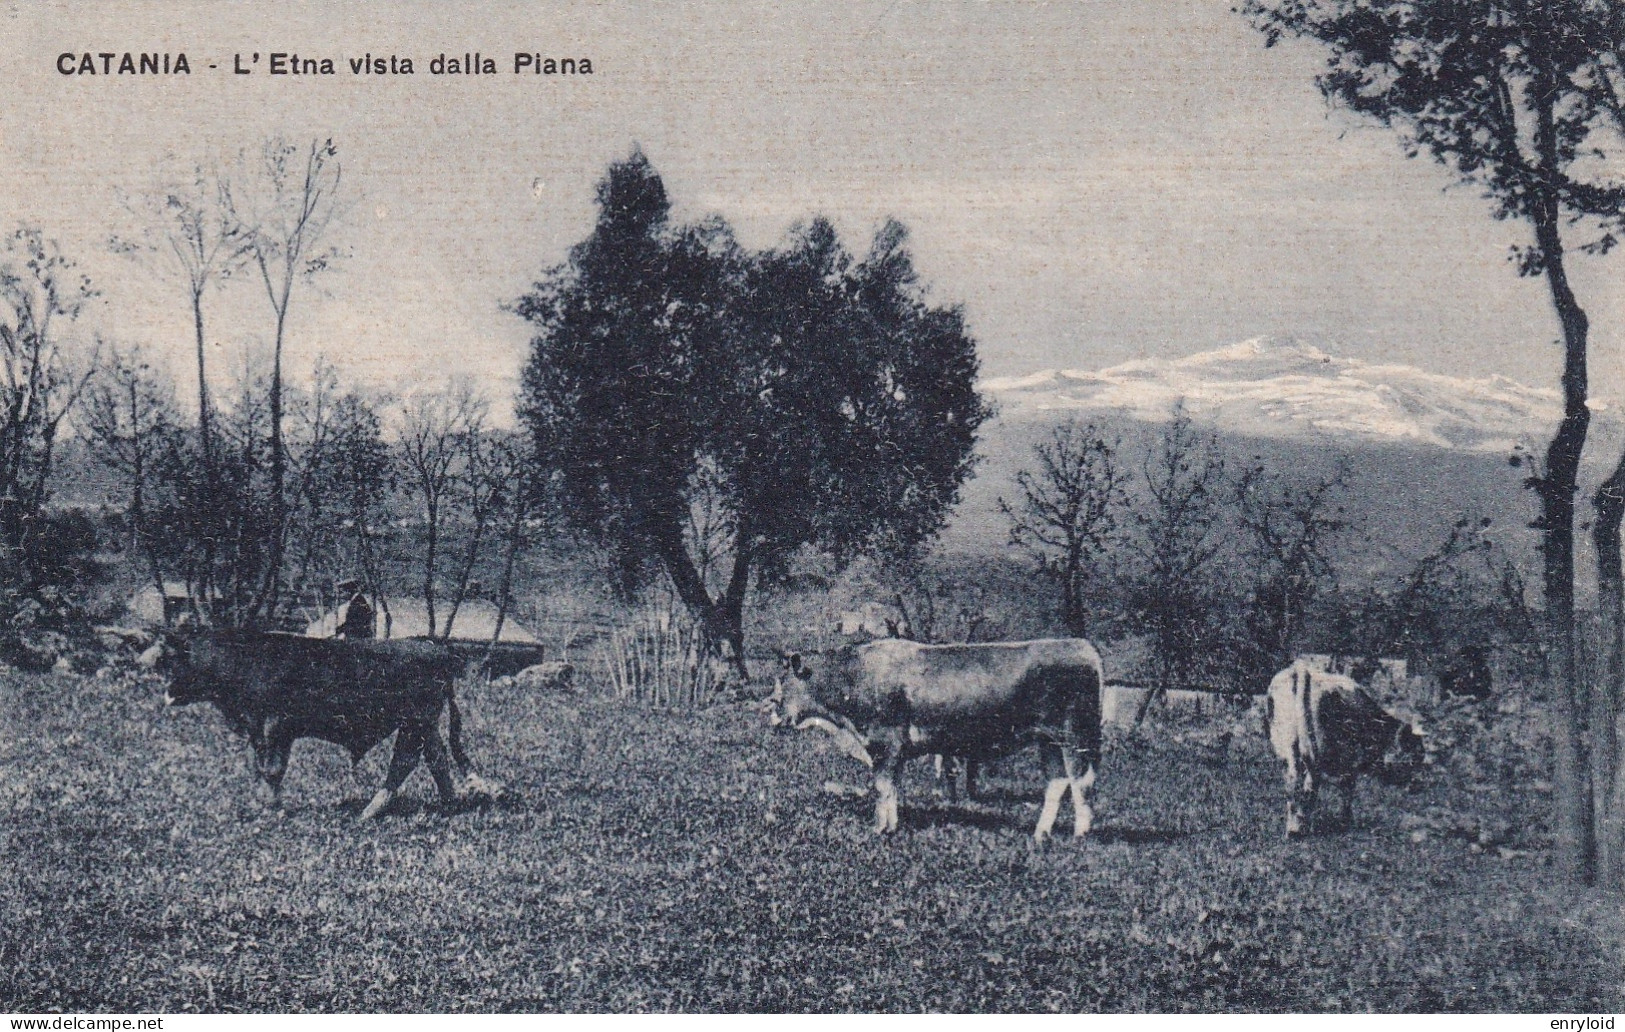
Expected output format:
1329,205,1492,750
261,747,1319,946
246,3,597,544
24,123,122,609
765,638,1103,841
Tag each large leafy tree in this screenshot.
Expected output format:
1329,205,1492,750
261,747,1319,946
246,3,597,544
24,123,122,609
1243,0,1625,884
515,151,987,671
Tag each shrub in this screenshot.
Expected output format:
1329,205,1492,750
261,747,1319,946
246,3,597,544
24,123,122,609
595,606,720,708
0,586,82,671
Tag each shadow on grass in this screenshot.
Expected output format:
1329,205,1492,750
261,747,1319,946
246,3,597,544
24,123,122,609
901,804,1027,833
882,804,1187,844
331,789,508,820
1086,825,1183,846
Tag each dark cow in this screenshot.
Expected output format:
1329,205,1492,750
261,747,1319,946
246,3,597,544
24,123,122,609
1266,659,1424,837
437,640,550,681
765,638,1103,841
148,631,501,819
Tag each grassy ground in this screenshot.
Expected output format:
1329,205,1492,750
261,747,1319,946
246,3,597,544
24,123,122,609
1,667,1620,1013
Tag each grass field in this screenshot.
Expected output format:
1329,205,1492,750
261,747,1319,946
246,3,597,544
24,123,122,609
1,666,1621,1013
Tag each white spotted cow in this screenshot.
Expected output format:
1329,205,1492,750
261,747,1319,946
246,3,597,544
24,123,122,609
1266,659,1424,837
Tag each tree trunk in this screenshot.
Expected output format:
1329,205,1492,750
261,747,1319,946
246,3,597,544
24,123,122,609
486,503,528,665
258,299,289,621
422,493,440,638
441,494,493,642
654,519,750,679
1131,653,1173,729
1130,686,1161,730
1061,546,1084,636
1534,198,1594,883
1604,711,1625,889
1594,454,1624,881
190,287,219,615
191,289,213,469
717,519,753,677
353,516,387,639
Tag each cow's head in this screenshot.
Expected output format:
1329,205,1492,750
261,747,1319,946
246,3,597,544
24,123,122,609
761,652,814,728
1377,718,1426,785
138,631,207,706
762,652,874,768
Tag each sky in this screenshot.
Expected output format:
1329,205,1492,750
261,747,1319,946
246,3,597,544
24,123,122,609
3,0,1624,410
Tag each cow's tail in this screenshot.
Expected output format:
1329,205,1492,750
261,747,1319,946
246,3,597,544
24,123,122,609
447,689,471,772
1076,652,1105,773
1296,663,1319,766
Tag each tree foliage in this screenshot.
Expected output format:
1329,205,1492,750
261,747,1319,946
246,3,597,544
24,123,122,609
515,151,988,666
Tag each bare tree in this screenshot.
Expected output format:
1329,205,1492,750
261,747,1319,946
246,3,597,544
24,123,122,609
83,346,183,589
227,137,345,614
111,160,250,477
280,362,344,615
487,438,545,651
324,388,394,635
398,382,484,638
1126,402,1230,725
0,228,99,592
1235,456,1350,679
440,424,508,640
1386,517,1497,667
273,371,394,631
1000,418,1121,636
209,356,277,623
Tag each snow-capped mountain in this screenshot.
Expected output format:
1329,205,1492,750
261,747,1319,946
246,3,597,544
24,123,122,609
982,337,1602,453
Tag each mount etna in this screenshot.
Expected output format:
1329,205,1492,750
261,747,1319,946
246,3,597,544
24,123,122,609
948,338,1625,584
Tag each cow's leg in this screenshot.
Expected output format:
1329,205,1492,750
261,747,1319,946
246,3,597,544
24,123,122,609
1063,746,1096,838
870,734,903,834
1284,743,1317,837
964,757,980,802
420,725,461,810
1286,765,1318,837
254,719,293,808
361,726,425,821
1035,742,1072,843
1283,760,1301,837
443,696,502,801
1332,772,1356,831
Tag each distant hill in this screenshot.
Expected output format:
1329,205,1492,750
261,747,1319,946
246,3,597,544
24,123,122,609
948,338,1625,587
944,416,1534,575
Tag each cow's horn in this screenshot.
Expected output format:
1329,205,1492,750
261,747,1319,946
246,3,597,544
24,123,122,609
795,716,874,768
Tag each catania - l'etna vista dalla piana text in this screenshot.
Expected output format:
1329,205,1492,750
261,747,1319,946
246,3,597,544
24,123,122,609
56,52,593,75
